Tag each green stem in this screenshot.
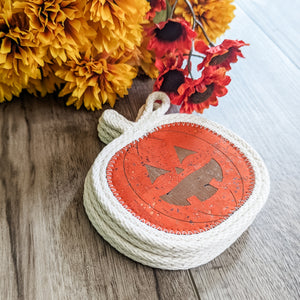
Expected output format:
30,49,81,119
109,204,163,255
183,0,215,47
187,46,194,79
195,19,215,47
183,53,205,59
170,0,179,18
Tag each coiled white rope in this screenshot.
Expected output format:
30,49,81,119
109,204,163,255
84,91,270,270
98,92,170,144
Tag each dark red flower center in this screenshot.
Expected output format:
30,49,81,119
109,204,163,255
160,69,185,93
189,84,215,103
147,0,156,6
155,21,183,42
209,50,231,66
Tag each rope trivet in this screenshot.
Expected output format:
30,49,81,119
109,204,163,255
84,91,270,270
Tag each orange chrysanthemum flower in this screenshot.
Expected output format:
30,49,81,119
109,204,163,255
0,5,44,102
0,81,23,102
14,0,94,64
170,0,235,44
27,63,63,97
56,51,137,110
86,0,150,55
119,35,158,79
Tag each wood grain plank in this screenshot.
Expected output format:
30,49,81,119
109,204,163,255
153,269,200,300
237,0,300,68
0,79,200,299
190,4,300,300
0,116,19,300
1,94,158,300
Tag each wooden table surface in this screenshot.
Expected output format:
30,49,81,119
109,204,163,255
1,1,299,299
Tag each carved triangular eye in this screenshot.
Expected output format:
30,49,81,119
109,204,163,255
174,146,197,163
145,164,170,183
175,167,184,174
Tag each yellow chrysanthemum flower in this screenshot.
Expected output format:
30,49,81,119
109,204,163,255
14,0,95,64
0,4,44,102
117,35,158,79
56,51,137,110
27,63,64,97
86,0,150,55
0,81,23,102
170,0,235,43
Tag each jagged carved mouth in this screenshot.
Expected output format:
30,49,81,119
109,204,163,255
159,159,223,206
144,148,223,206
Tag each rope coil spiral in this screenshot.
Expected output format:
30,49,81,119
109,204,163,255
84,92,270,270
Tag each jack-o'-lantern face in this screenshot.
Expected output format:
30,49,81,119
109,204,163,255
107,122,255,234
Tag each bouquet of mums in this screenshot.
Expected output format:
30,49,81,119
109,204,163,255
0,0,248,113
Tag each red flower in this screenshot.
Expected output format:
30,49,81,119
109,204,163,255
178,67,231,114
146,0,167,20
147,18,197,58
195,39,249,71
154,54,188,103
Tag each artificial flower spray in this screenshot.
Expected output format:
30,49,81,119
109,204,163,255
0,0,247,113
148,0,248,113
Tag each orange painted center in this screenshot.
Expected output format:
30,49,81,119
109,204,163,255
107,122,255,234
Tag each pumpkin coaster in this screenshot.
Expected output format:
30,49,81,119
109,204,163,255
83,92,270,270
